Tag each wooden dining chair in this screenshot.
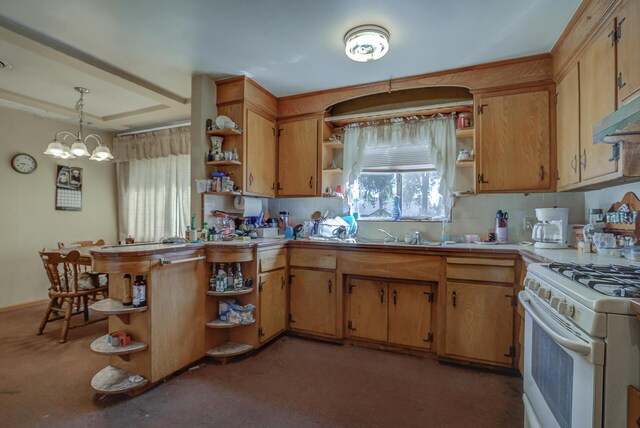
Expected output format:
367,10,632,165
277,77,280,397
57,239,105,249
38,250,108,343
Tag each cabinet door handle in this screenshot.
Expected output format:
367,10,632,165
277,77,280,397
617,72,627,90
539,165,545,181
570,155,577,173
272,127,276,136
380,288,385,304
478,173,489,184
393,289,397,305
327,279,332,293
277,182,283,191
309,176,314,189
452,290,457,308
271,182,275,190
281,276,285,289
580,149,587,170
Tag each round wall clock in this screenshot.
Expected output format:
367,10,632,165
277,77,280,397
11,153,37,174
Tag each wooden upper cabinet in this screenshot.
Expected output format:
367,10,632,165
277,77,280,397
277,118,319,197
388,283,432,350
617,0,640,105
476,89,551,192
579,20,618,181
289,269,336,337
444,281,514,366
557,64,581,189
245,108,277,197
347,279,388,343
258,269,286,343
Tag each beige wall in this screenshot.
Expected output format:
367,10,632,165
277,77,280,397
0,106,118,309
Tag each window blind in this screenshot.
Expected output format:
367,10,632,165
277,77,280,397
362,145,435,172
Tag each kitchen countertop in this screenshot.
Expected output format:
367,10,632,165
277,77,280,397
91,242,203,257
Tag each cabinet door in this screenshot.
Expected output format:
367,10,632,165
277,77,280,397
277,118,319,196
579,20,617,181
258,269,286,343
347,278,388,342
246,109,276,197
289,268,336,336
445,281,514,365
557,64,581,188
617,0,640,104
388,283,432,350
477,90,550,192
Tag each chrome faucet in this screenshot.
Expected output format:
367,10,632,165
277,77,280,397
377,229,398,243
410,231,421,245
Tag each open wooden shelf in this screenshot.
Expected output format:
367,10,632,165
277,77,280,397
90,335,148,356
456,160,475,168
91,365,148,394
206,128,242,137
206,341,253,358
455,128,474,138
322,168,343,174
323,140,344,149
204,191,242,196
206,319,255,329
89,299,147,315
206,287,253,297
206,160,241,166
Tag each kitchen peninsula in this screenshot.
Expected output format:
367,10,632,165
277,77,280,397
87,238,635,395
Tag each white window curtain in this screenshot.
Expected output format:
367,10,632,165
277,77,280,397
113,127,191,242
342,115,457,213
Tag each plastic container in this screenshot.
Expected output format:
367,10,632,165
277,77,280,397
622,246,640,261
595,247,624,257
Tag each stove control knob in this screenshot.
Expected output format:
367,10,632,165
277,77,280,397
550,296,561,310
530,280,540,292
558,302,574,317
524,277,533,288
537,287,550,300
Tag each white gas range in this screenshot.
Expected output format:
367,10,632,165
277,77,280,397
520,262,640,428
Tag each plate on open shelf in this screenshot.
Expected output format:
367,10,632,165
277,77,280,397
215,115,235,129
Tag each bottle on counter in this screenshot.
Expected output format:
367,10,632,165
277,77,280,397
218,264,227,292
201,222,209,242
122,274,133,306
235,263,243,289
132,275,147,308
227,265,234,291
496,210,509,244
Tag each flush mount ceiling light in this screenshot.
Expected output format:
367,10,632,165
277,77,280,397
44,87,113,161
344,25,390,62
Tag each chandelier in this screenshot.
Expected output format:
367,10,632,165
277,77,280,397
44,87,113,161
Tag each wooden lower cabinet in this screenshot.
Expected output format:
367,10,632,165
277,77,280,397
289,268,336,337
347,277,434,351
258,269,286,343
348,278,388,342
444,281,514,366
388,283,433,350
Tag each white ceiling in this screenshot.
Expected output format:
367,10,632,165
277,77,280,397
0,0,581,131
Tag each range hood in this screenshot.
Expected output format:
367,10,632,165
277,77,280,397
593,96,640,145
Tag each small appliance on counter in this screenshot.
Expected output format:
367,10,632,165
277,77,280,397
532,207,569,249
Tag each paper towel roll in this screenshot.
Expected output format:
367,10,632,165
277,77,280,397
234,196,262,217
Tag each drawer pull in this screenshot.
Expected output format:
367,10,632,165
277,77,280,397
452,290,457,308
393,289,397,305
380,287,385,304
328,279,332,293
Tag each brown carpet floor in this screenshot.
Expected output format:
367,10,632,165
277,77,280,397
1,304,523,427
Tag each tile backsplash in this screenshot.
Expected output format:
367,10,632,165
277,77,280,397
268,192,585,243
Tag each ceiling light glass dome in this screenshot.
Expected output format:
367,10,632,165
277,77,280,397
344,25,390,62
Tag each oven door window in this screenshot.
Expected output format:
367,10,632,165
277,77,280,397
532,321,573,428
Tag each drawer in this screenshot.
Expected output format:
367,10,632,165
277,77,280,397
446,257,515,284
290,248,336,270
259,248,286,272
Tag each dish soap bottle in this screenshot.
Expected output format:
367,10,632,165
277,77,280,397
496,210,509,244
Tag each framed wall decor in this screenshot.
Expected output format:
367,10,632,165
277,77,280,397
55,165,82,211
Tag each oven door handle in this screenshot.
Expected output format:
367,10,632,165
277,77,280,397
518,292,592,356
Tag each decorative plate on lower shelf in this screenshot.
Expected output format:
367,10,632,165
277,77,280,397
206,341,253,358
206,287,253,297
91,365,148,394
206,319,255,329
90,335,148,355
89,299,147,315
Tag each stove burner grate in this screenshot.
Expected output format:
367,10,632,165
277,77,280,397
546,262,640,297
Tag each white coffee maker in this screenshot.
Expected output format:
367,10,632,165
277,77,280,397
532,208,569,249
